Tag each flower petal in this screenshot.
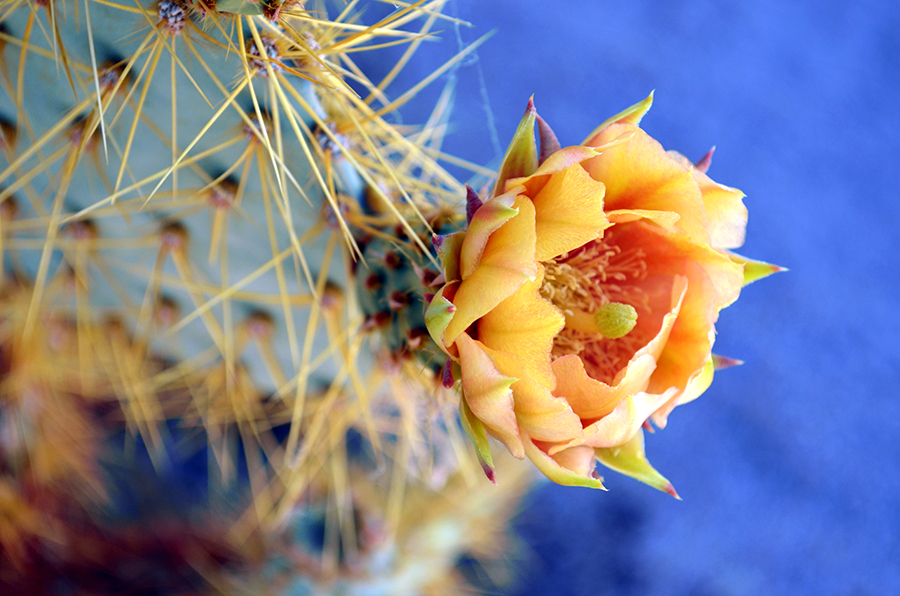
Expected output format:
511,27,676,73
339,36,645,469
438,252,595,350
667,150,748,250
478,265,563,390
595,429,679,498
484,347,583,444
459,188,521,280
551,353,654,421
530,165,610,262
523,435,605,489
443,195,538,347
578,386,677,450
456,332,524,459
607,208,681,232
584,124,710,244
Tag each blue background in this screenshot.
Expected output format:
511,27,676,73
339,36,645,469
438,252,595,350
363,1,900,594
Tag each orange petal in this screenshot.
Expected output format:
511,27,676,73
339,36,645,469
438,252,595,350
523,434,605,489
615,221,743,315
478,265,564,390
607,208,681,232
551,353,653,421
456,332,524,459
668,150,748,250
443,195,538,346
648,261,717,405
529,164,609,262
584,124,710,244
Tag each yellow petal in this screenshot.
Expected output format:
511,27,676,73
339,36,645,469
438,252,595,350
523,434,606,489
572,386,676,451
443,195,538,347
478,265,563,390
459,188,521,280
607,208,681,232
595,429,679,498
650,352,715,429
667,150,748,250
484,347,583,444
456,332,524,459
530,164,610,262
584,124,710,245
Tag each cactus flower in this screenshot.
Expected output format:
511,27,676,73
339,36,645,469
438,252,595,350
426,94,780,493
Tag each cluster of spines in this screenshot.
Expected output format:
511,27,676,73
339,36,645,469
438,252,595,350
0,0,523,593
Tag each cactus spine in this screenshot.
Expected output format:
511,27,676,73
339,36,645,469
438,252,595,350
0,1,531,593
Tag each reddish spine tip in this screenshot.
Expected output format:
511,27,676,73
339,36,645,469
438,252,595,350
537,114,561,164
481,462,497,485
695,146,716,173
642,419,655,433
441,358,454,389
664,482,682,500
712,354,744,370
465,185,483,224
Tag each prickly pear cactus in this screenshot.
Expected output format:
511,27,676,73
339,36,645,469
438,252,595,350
0,1,531,593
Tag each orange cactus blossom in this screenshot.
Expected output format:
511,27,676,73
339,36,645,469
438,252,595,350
425,94,783,494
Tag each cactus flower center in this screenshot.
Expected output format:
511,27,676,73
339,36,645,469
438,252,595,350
540,234,649,385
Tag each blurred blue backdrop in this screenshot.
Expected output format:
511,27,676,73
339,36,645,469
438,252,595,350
358,1,900,594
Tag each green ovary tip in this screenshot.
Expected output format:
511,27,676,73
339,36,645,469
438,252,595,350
594,302,638,339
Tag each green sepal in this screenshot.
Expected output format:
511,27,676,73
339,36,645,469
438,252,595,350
523,440,606,490
216,0,264,15
434,230,465,283
595,429,680,499
424,284,457,353
582,91,655,143
728,252,787,286
494,98,538,196
460,395,496,484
